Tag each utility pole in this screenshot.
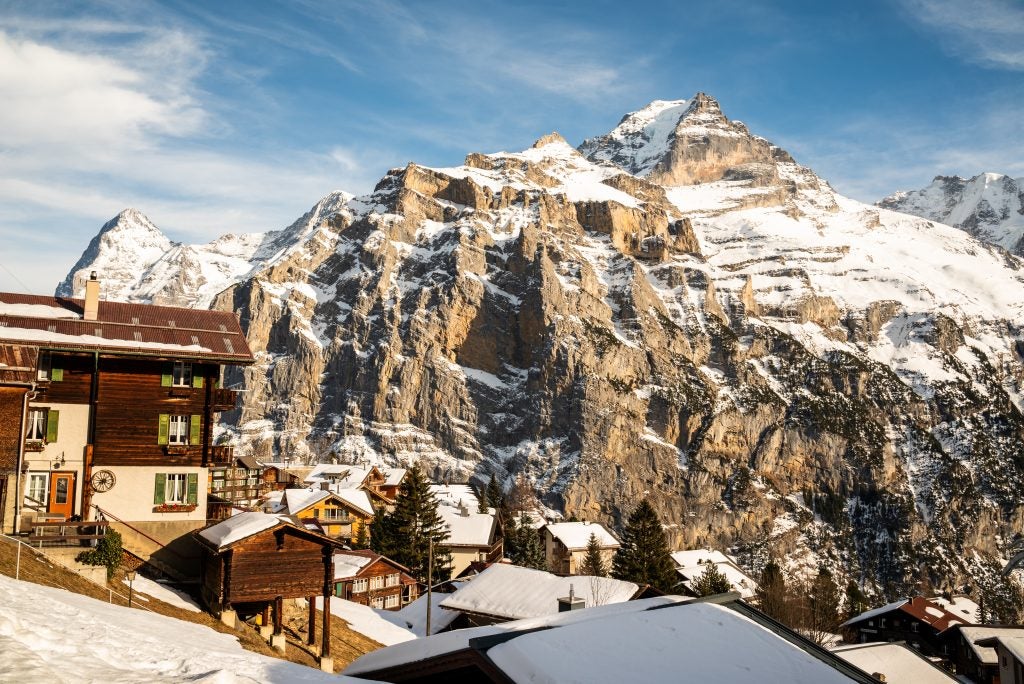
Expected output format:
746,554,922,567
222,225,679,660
425,535,433,637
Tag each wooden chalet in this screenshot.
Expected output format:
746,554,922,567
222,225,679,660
841,596,971,659
279,487,375,544
194,512,344,670
332,549,419,610
0,344,37,534
0,279,254,573
948,625,1024,684
208,453,266,507
261,463,310,491
542,521,619,575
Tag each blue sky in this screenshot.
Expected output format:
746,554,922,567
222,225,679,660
1,0,1022,293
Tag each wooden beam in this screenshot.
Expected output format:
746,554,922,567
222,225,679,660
274,595,283,636
321,592,331,659
307,596,316,646
262,604,271,630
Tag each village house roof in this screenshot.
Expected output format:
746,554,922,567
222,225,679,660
976,634,1024,665
277,487,374,518
195,512,296,550
543,521,619,550
954,625,1024,665
332,488,375,518
0,343,37,384
382,467,407,487
671,549,758,599
0,292,253,364
332,549,416,584
439,563,640,621
437,506,497,548
831,642,958,683
344,595,879,683
841,596,970,633
430,483,480,511
930,594,980,622
305,464,375,487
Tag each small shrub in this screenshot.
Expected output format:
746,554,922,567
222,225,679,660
76,529,123,579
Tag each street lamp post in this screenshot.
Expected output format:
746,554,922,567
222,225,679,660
126,569,136,608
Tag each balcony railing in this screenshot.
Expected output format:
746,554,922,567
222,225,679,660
211,388,240,412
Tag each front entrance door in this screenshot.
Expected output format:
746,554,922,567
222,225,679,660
47,472,75,520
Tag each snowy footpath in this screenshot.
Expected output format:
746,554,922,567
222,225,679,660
0,574,374,683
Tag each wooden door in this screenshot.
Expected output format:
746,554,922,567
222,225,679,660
48,472,75,520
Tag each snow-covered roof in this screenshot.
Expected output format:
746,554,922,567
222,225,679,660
333,551,377,579
439,563,638,620
0,574,363,683
842,597,967,632
280,488,333,514
671,549,758,598
347,595,867,683
543,521,619,550
395,592,461,637
485,602,859,684
840,599,908,628
430,483,480,511
333,488,375,517
930,595,980,623
988,635,1024,665
438,506,496,547
383,467,406,486
948,625,1024,665
831,643,959,683
197,512,293,549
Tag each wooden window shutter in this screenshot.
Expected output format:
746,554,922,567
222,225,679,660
187,473,199,504
190,415,202,445
45,410,59,442
154,473,166,504
161,364,173,387
50,368,63,382
157,414,170,445
192,374,204,388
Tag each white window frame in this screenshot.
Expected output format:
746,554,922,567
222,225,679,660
171,361,193,387
168,415,189,445
384,594,400,609
26,408,47,441
37,351,52,381
165,473,187,504
352,578,368,594
27,472,48,505
371,596,384,609
386,573,400,587
370,575,385,590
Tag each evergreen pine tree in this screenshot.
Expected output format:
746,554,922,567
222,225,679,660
486,473,503,510
805,567,841,644
844,580,868,621
377,465,452,583
369,507,398,558
352,519,369,549
610,499,678,592
693,562,733,596
756,560,789,622
506,512,546,569
580,532,607,576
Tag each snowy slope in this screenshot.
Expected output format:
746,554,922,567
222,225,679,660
879,173,1024,254
0,574,369,683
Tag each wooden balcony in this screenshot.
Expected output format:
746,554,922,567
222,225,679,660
211,388,240,412
25,519,109,547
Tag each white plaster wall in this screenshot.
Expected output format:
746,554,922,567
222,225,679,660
22,402,89,516
91,466,208,523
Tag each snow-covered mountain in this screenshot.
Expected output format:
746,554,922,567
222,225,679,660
57,192,353,307
61,93,1024,604
879,173,1024,254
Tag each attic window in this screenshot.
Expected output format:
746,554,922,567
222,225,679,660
219,324,227,332
191,335,200,345
168,320,176,328
132,317,140,325
134,332,142,342
223,338,234,354
47,325,56,332
94,328,103,337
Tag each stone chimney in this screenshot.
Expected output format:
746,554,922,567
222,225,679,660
83,271,100,321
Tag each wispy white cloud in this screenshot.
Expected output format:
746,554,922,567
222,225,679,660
899,0,1024,70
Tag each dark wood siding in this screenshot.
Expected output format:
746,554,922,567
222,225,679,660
0,387,26,471
40,353,93,404
92,357,218,467
225,529,329,603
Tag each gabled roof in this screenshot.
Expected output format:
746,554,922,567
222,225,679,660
438,506,497,547
0,292,253,363
950,625,1024,665
976,634,1024,665
430,484,480,511
306,464,371,486
382,467,407,487
543,521,619,550
279,487,374,517
333,549,416,581
671,549,758,598
831,642,958,683
439,563,640,621
333,488,375,518
841,596,970,633
345,595,879,683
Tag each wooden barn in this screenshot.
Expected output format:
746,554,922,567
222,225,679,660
193,512,345,671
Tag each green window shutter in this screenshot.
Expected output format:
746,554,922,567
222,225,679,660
50,368,63,382
192,374,204,388
187,473,199,505
190,415,202,445
45,410,60,442
157,414,169,445
161,364,173,387
154,473,166,504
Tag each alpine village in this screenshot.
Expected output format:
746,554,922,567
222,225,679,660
4,5,1024,682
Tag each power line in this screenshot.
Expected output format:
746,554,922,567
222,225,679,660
0,259,37,294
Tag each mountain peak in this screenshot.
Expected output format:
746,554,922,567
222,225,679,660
684,91,722,117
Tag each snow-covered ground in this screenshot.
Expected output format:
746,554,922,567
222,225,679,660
0,574,370,683
121,575,201,612
315,595,416,646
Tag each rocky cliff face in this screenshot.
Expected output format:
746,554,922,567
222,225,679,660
880,173,1024,254
65,94,1024,599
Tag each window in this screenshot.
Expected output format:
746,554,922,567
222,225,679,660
384,594,400,609
26,409,47,441
172,362,192,387
159,414,200,446
371,597,384,609
26,473,48,505
352,579,368,593
370,575,385,590
322,508,349,521
153,472,198,506
386,573,400,587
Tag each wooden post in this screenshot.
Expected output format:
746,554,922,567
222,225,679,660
321,592,331,659
274,595,283,635
307,596,316,646
262,604,271,628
